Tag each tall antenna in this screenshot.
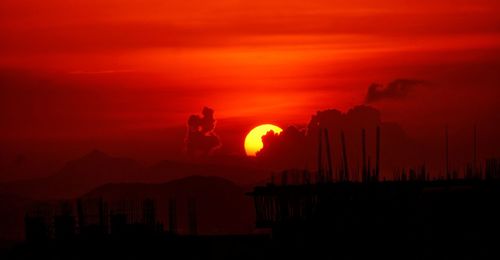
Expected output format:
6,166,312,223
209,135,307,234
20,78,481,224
98,197,105,233
445,125,449,179
317,128,323,183
324,128,333,182
367,156,371,182
474,124,478,177
143,199,155,227
362,128,367,182
76,199,85,234
341,131,349,182
188,198,197,236
375,126,381,182
168,199,177,234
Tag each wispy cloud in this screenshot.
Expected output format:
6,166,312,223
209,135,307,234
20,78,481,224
68,69,136,75
365,79,428,103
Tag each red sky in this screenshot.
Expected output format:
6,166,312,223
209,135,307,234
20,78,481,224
1,0,500,177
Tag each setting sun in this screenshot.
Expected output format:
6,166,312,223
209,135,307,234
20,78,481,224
244,124,283,157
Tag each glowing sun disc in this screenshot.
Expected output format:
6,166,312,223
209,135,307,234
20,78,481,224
244,124,283,156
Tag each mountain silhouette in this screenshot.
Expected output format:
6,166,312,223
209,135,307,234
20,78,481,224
0,150,143,199
0,151,261,242
0,150,267,200
143,159,266,185
0,175,255,243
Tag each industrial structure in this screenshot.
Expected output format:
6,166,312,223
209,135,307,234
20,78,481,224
248,126,500,254
24,197,198,242
19,125,500,259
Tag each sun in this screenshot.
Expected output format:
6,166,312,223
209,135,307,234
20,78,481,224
244,124,283,157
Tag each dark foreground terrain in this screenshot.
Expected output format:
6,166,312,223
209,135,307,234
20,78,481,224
2,233,499,260
4,178,500,259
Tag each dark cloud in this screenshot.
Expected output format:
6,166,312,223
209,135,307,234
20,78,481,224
257,105,415,177
365,79,428,103
185,107,221,157
256,126,308,169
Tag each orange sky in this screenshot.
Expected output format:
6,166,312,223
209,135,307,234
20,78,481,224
1,0,500,164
